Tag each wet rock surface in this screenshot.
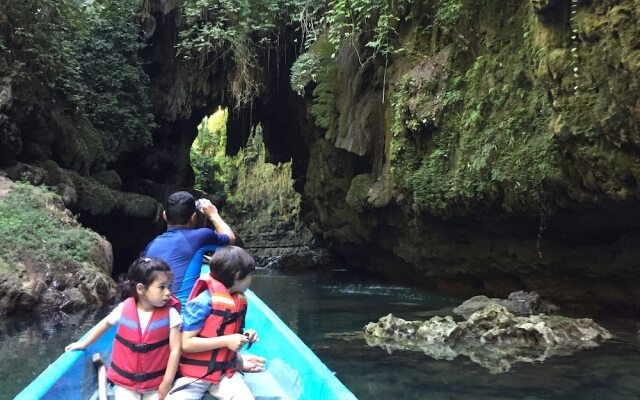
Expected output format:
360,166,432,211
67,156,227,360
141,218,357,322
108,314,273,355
364,299,612,373
453,291,559,318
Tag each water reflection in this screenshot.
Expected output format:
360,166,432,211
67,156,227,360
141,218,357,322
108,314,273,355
0,309,109,399
2,270,639,400
251,270,640,400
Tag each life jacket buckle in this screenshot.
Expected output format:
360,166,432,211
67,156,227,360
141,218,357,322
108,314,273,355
132,372,149,381
133,343,149,352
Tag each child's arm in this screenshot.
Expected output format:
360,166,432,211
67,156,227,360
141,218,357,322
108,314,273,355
158,326,181,400
65,316,113,351
182,328,249,353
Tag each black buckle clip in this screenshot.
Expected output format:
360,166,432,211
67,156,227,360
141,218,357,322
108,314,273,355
133,343,149,352
132,373,149,381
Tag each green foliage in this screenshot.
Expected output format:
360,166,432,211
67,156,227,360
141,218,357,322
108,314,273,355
0,182,98,264
177,0,307,106
308,38,339,139
389,3,564,215
290,51,322,95
324,0,410,62
190,112,301,232
0,0,155,160
77,0,156,156
191,108,231,195
434,0,467,30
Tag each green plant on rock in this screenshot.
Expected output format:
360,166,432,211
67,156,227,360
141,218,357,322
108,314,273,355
290,50,322,95
0,183,98,264
324,0,411,64
346,173,374,211
389,1,564,215
306,38,339,140
177,0,308,106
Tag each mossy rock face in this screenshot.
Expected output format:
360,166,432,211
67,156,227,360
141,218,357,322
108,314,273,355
0,178,117,315
92,170,123,190
293,0,640,311
120,192,161,219
50,111,108,175
346,173,375,211
69,171,120,215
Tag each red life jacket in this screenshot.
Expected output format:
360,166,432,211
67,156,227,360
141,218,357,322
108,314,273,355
106,297,175,391
178,276,247,384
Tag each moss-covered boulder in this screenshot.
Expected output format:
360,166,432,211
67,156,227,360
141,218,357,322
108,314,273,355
0,176,117,315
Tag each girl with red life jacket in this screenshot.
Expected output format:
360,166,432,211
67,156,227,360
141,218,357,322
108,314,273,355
166,246,259,400
65,257,182,400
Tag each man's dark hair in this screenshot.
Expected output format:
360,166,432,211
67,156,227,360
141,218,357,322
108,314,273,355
210,246,256,288
164,191,196,225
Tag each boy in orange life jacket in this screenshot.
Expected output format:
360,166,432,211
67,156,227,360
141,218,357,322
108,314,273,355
167,246,259,400
66,258,182,400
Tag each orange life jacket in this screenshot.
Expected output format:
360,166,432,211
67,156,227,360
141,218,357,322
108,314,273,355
178,276,247,384
107,297,176,391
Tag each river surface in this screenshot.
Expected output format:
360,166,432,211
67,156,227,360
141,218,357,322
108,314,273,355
1,269,639,399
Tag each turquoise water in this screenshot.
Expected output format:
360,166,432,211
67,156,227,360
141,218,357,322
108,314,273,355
2,269,639,399
251,270,640,400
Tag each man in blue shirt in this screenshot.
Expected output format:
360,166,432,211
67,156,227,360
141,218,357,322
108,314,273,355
144,191,236,303
145,191,265,375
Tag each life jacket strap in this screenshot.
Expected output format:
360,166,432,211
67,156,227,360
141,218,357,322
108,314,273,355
169,358,236,395
110,362,166,382
115,334,169,353
179,357,237,371
211,307,247,336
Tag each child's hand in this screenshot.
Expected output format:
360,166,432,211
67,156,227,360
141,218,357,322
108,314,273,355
244,329,259,344
226,333,250,351
241,354,266,372
65,341,86,352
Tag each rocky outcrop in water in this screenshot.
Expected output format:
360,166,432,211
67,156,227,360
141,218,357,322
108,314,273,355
364,303,612,373
453,291,559,319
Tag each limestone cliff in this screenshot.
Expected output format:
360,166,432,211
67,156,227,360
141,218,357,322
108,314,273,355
296,0,640,311
1,0,639,313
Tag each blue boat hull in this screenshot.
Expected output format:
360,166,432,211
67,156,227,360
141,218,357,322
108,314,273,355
15,289,357,399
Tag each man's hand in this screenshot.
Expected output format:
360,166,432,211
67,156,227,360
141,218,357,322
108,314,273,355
197,198,218,218
197,198,236,244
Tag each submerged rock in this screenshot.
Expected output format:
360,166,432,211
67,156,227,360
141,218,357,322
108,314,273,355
364,303,612,373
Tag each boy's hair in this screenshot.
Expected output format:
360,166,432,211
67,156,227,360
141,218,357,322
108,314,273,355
210,246,256,288
164,191,196,225
120,257,172,301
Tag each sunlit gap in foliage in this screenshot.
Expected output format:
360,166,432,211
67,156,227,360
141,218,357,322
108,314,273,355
190,107,229,196
190,108,303,234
